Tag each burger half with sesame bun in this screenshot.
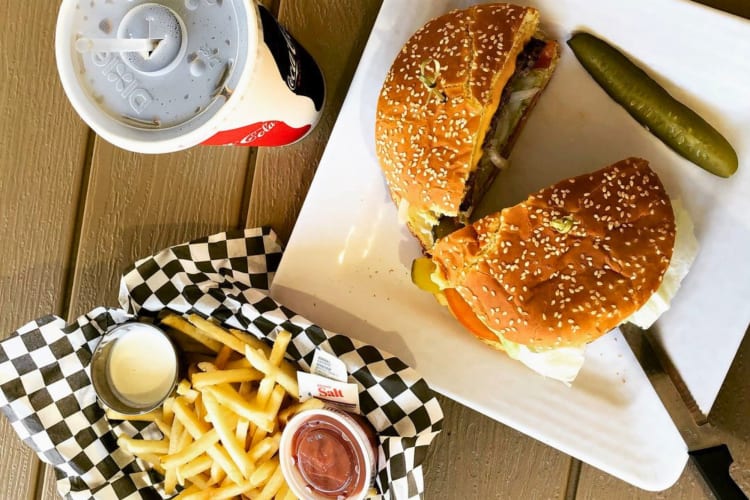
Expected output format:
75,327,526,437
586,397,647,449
376,3,560,250
420,158,698,383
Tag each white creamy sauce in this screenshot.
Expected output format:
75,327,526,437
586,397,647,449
107,327,176,406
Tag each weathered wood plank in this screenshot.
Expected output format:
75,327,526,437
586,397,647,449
426,395,572,499
0,1,92,499
245,0,384,243
576,462,712,499
63,144,254,316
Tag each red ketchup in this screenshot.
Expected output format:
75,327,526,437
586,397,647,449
280,406,378,500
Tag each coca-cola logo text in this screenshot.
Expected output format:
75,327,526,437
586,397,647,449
239,121,277,145
279,27,299,91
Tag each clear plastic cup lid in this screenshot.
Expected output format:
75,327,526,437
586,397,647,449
56,0,258,151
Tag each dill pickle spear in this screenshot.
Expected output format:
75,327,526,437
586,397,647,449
567,32,738,178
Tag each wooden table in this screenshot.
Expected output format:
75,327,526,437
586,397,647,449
1,1,748,498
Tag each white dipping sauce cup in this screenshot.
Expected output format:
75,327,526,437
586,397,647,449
90,322,178,415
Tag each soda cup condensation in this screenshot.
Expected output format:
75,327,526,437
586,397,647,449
55,1,325,154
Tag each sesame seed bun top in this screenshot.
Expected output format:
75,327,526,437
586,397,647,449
375,3,540,249
430,158,676,349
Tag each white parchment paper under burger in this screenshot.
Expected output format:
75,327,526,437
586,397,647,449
0,228,444,499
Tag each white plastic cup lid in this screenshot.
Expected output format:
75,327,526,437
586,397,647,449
55,0,258,153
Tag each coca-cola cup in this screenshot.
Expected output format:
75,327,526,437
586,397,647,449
55,0,325,154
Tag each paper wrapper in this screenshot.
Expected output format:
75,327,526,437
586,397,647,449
0,228,444,499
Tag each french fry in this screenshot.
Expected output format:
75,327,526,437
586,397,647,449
235,329,300,394
225,357,253,370
210,460,226,486
177,379,199,403
191,368,263,389
174,484,203,500
255,462,285,500
254,332,291,423
214,344,235,369
172,399,244,484
250,385,286,449
249,458,278,488
162,396,175,424
161,429,221,469
154,416,172,439
187,314,248,354
165,415,186,492
244,346,299,398
202,384,274,433
275,483,296,500
129,453,165,476
197,361,218,373
185,472,211,490
180,490,211,500
235,418,250,449
161,314,222,353
230,329,272,357
248,434,281,464
278,397,325,425
117,435,170,455
208,480,255,500
177,454,212,485
202,391,252,478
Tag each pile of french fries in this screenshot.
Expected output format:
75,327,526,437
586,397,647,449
111,313,324,499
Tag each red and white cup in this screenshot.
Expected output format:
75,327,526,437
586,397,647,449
55,0,325,154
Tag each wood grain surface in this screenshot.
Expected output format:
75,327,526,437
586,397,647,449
424,396,573,499
0,1,748,499
0,1,92,498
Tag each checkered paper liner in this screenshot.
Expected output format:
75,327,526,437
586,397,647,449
0,228,444,500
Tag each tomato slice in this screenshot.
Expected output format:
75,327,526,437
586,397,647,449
443,288,498,342
533,40,559,70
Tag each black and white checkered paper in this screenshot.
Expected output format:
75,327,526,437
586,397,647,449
0,228,444,500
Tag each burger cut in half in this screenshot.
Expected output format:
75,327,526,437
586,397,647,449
376,3,560,250
412,158,698,383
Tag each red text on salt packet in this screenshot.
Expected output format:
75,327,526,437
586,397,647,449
298,350,361,413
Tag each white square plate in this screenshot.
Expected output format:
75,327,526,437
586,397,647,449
271,0,750,490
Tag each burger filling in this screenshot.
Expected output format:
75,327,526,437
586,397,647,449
433,38,559,241
625,199,698,328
